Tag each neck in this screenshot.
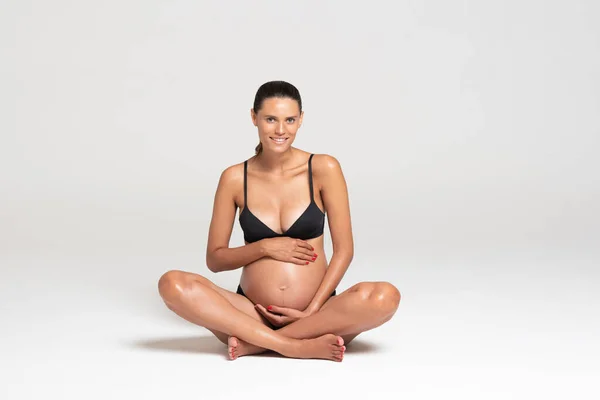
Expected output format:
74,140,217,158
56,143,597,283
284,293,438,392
255,148,296,173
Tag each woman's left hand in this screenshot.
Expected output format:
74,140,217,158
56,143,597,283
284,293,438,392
254,304,312,328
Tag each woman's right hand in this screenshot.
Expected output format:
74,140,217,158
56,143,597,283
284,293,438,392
260,237,318,265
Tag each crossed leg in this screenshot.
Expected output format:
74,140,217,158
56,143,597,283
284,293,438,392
158,270,401,360
158,270,345,361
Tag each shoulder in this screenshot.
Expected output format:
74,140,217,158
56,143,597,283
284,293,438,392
310,153,343,177
217,161,245,188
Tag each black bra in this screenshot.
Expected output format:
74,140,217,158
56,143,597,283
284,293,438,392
239,154,325,243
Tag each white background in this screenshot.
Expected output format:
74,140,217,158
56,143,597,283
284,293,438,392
2,1,599,399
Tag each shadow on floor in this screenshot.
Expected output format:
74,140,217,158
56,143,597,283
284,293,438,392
132,335,381,356
133,335,224,355
344,339,382,354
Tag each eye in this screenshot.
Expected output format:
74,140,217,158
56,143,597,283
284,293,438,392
286,118,296,123
266,117,275,122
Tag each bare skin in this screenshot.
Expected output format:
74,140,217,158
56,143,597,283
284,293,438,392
158,96,401,361
227,279,400,359
159,270,345,361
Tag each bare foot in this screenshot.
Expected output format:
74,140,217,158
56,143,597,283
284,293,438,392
227,336,266,360
286,334,346,362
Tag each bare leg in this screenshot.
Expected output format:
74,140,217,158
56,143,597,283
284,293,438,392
230,281,400,358
158,270,345,361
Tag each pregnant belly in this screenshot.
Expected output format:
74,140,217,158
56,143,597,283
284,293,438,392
239,256,327,310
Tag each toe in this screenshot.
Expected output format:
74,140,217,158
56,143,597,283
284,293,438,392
337,336,344,346
228,336,239,348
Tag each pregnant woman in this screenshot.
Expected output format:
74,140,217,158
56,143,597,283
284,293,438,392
158,81,401,361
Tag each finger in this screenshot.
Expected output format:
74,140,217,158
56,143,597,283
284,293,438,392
255,304,275,323
255,304,270,318
277,317,292,327
293,251,314,262
255,304,283,325
296,240,314,251
302,249,318,259
267,305,294,316
295,245,317,259
255,304,273,317
290,257,309,265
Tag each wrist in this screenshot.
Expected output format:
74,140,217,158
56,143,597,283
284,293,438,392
258,238,270,257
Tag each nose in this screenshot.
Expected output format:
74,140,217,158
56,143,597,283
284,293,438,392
275,122,286,135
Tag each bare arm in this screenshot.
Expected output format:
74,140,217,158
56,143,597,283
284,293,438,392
208,242,266,273
205,165,266,273
305,155,354,313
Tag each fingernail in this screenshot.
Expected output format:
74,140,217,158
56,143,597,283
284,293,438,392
311,257,316,261
267,306,272,311
313,253,317,257
306,261,309,264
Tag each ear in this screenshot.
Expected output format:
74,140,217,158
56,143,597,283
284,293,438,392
250,108,257,126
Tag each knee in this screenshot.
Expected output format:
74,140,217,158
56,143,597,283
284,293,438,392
377,282,401,313
354,282,401,315
158,270,190,303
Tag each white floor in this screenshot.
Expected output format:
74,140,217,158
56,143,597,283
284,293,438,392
2,250,598,400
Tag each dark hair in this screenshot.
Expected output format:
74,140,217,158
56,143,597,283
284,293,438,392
253,81,302,155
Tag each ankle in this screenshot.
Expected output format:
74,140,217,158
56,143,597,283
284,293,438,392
278,337,302,357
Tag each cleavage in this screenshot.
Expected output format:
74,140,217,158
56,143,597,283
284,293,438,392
249,200,311,234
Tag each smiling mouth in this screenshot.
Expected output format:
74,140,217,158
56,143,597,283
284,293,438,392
270,137,289,144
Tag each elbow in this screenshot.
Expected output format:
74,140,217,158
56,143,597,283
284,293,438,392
205,250,221,273
346,249,354,263
332,238,354,262
334,247,354,262
206,262,219,273
344,244,354,262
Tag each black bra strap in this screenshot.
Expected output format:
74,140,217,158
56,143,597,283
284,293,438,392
308,154,315,201
243,160,248,206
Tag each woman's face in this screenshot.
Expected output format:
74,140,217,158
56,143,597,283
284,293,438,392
251,97,303,153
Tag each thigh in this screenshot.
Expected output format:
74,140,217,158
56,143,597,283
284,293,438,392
317,284,367,346
319,281,363,312
318,281,399,346
198,274,264,319
170,270,270,343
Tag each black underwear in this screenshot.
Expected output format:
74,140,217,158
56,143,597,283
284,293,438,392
236,285,337,330
236,285,336,300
